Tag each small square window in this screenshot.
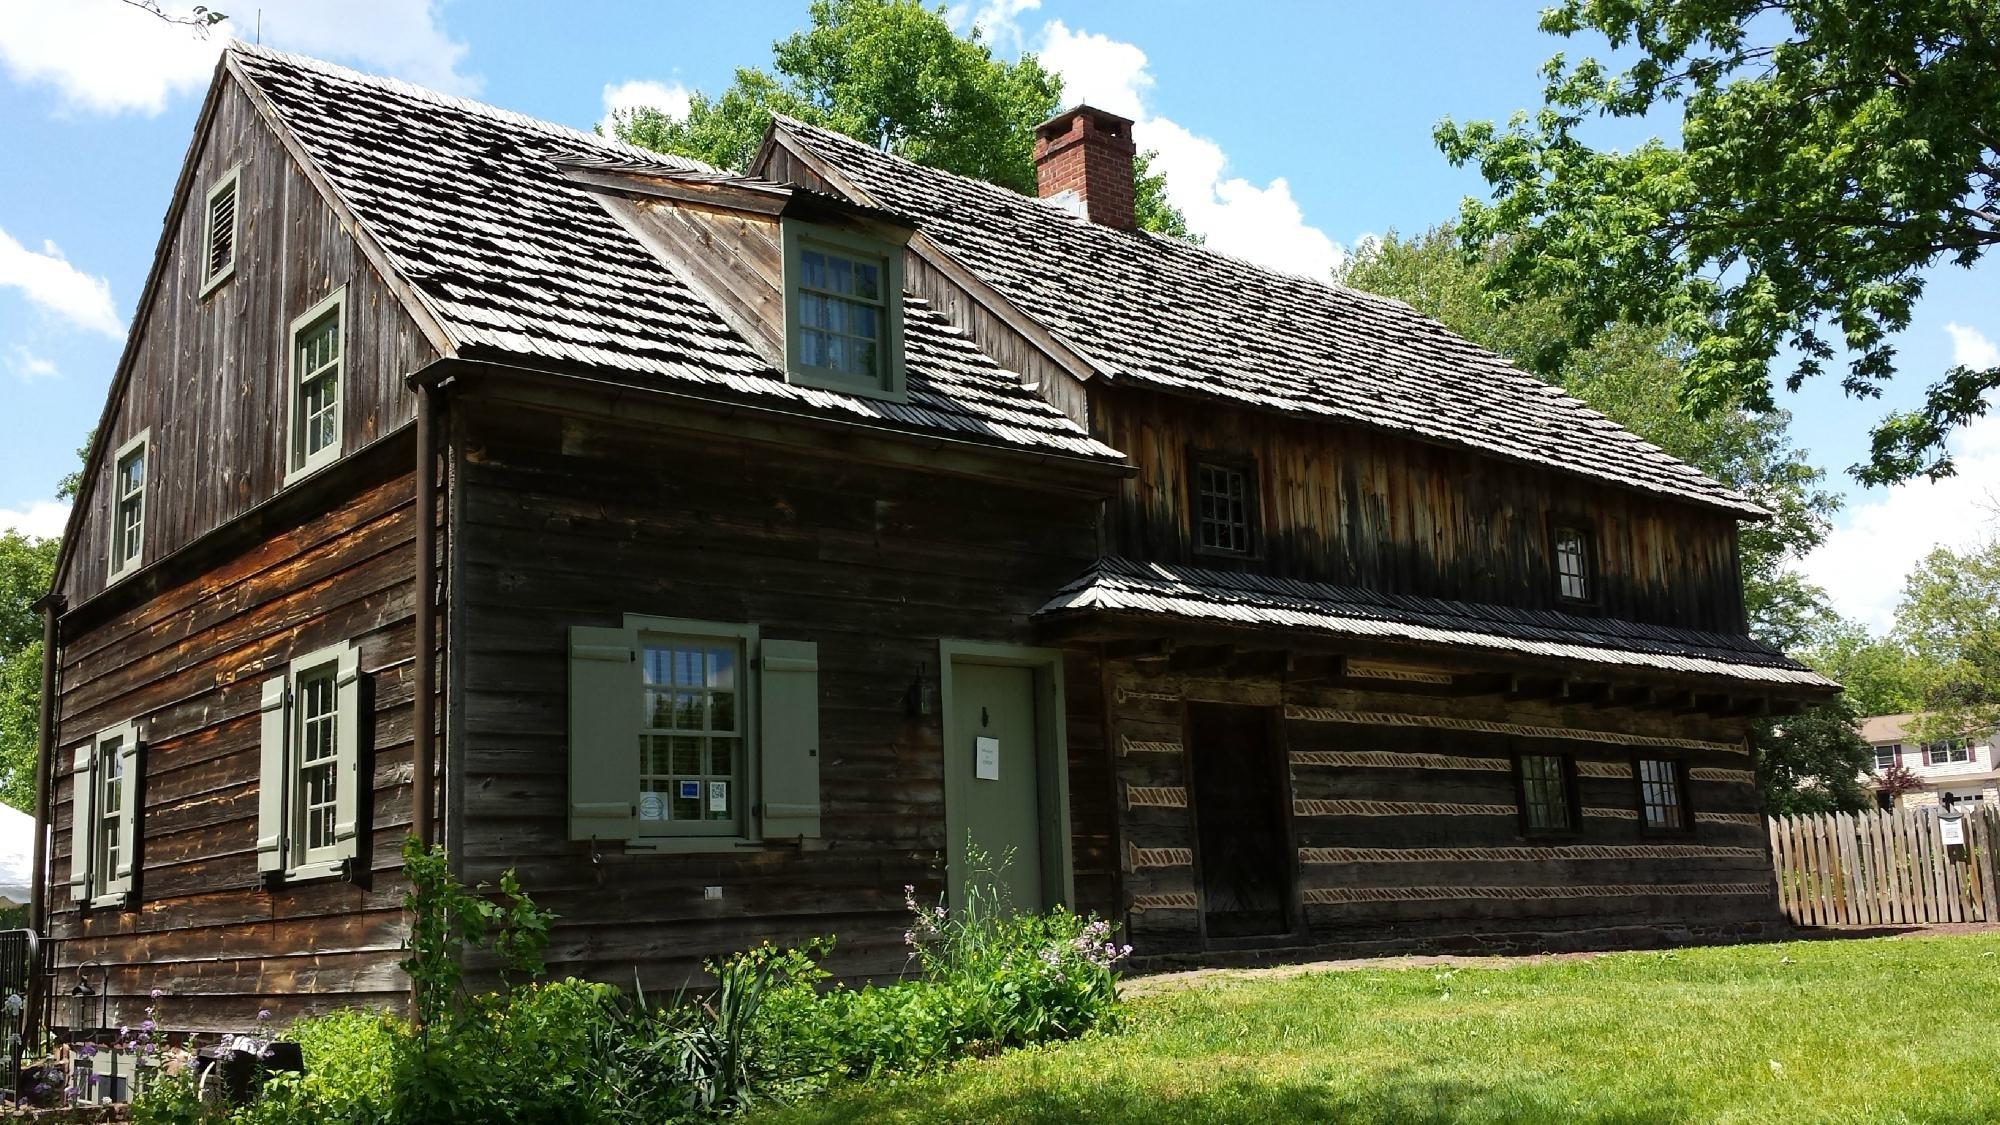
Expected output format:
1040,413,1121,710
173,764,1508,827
1553,525,1593,602
108,431,149,584
782,220,906,401
1193,461,1254,555
1518,753,1575,833
1637,758,1687,831
1873,743,1900,772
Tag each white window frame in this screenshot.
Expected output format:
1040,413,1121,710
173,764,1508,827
259,640,361,882
629,617,760,850
1874,743,1900,772
284,287,346,487
1553,525,1593,603
780,219,907,402
199,165,241,298
1926,738,1971,766
106,430,150,585
70,721,139,909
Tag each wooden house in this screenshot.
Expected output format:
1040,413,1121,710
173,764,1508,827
31,46,1834,1036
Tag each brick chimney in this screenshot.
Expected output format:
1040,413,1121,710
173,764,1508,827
1033,105,1137,231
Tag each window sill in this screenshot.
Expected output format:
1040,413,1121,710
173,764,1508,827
621,836,766,855
281,452,341,491
278,858,349,884
88,892,129,911
198,264,235,301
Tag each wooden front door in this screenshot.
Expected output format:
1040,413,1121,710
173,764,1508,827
945,661,1045,911
1188,702,1295,940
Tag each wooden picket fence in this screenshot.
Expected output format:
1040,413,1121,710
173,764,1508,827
1768,805,2000,926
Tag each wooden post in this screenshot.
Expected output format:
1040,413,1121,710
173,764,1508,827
24,594,62,1049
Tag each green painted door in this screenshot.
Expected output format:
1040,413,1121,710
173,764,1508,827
948,662,1044,911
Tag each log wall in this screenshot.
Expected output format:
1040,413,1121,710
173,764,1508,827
453,396,1102,987
1077,650,1783,959
47,459,425,1032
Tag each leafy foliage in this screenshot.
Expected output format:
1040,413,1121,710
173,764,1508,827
608,0,1195,238
0,531,58,813
1753,697,1873,815
1436,0,2000,484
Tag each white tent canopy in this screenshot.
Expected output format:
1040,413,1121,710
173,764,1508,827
0,804,37,907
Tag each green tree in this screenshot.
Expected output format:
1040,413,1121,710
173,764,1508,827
0,532,58,813
1800,616,1923,719
608,0,1195,238
1889,535,2000,741
1436,0,2000,485
1341,225,1865,812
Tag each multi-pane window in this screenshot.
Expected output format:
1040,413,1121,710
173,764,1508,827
96,734,125,898
69,722,137,907
287,290,344,482
1637,758,1687,831
109,433,148,581
796,244,886,384
295,663,341,863
257,640,360,880
202,168,239,293
1874,743,1900,772
1518,753,1574,832
1194,461,1253,555
639,636,742,834
1926,738,1971,766
1553,526,1592,602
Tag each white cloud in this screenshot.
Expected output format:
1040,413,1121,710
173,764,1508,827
599,79,691,137
1946,321,2000,369
0,227,122,337
6,346,59,382
0,0,476,116
0,500,70,541
1799,328,2000,632
949,0,1042,53
1035,20,1344,279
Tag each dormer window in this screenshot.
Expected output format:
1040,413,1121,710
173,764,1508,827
201,166,240,297
1552,524,1594,603
781,220,905,401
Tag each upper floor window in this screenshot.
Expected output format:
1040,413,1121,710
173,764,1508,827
107,431,149,584
1874,743,1900,772
258,640,362,881
68,721,138,908
1925,738,1971,766
1636,757,1689,831
1516,752,1577,834
1552,524,1594,603
201,166,240,296
286,288,345,484
781,220,905,401
1193,460,1255,556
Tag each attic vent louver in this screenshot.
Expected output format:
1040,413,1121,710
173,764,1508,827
202,168,241,295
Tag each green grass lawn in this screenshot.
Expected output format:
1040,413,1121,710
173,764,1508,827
757,933,2000,1124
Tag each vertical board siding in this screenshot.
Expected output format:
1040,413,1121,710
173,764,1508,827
1091,388,1747,633
59,79,435,608
47,469,425,1032
1772,807,2000,925
1070,652,1780,957
455,401,1100,987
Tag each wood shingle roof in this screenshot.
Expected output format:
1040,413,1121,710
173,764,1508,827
227,44,1120,463
773,118,1769,519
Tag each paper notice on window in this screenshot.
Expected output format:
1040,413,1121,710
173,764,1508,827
975,736,1000,781
709,781,728,813
1941,816,1965,846
639,792,666,822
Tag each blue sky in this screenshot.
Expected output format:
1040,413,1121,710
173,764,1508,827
1,0,1994,628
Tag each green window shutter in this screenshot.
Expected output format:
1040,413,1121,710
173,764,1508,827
68,741,95,902
332,647,363,862
758,639,820,839
256,675,289,875
109,735,141,893
568,625,640,842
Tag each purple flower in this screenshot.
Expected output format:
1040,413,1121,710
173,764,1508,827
141,1019,156,1032
257,1009,272,1022
150,988,164,1000
77,1043,97,1057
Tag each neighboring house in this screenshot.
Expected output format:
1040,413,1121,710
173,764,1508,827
1859,714,2000,810
30,45,1835,1036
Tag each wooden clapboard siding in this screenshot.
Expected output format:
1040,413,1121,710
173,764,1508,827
46,463,427,1032
1073,650,1780,957
56,77,435,609
453,394,1100,987
1090,387,1746,633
